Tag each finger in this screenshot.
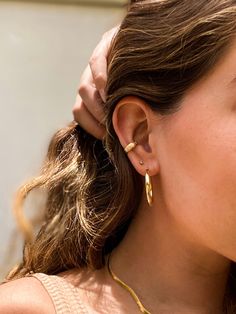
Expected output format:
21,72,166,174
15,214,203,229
79,84,106,124
89,27,119,96
72,95,106,140
78,65,106,123
89,53,107,92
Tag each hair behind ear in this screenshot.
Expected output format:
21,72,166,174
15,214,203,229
6,122,143,280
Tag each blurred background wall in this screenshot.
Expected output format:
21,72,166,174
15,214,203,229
0,0,126,279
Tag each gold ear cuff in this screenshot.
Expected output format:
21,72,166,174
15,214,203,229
124,141,137,153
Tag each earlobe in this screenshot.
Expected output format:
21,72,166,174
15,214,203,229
112,96,159,177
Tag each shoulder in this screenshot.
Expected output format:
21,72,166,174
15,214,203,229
0,276,55,314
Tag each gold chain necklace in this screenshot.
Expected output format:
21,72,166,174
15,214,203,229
107,254,152,314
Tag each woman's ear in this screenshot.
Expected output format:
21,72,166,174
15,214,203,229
112,96,160,176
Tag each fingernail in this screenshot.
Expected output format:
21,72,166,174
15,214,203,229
99,89,106,103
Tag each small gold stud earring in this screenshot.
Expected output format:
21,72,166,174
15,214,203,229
139,160,144,165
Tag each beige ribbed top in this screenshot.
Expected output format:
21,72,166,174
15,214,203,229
32,273,88,314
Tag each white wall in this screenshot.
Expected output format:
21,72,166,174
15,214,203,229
0,1,125,278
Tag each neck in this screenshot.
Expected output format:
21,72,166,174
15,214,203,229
109,196,231,314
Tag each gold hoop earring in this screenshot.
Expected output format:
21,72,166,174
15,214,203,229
145,170,153,206
124,141,137,153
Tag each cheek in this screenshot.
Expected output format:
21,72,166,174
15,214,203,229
157,104,236,258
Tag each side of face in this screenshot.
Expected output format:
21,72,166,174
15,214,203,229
153,39,236,261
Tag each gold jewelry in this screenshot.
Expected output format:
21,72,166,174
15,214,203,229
107,254,151,314
145,170,153,206
124,141,137,153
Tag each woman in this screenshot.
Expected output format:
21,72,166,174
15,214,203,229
1,0,236,313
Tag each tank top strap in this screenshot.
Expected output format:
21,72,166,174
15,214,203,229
31,272,88,314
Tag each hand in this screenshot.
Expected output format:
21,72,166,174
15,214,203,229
73,27,119,140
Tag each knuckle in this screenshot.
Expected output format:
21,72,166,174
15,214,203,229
72,106,78,120
72,105,79,119
72,100,83,117
78,84,89,97
72,106,77,120
94,72,105,80
94,72,106,84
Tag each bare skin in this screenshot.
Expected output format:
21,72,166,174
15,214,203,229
73,38,236,313
107,40,236,313
2,34,236,314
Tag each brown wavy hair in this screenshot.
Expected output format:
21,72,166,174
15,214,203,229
5,0,236,311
